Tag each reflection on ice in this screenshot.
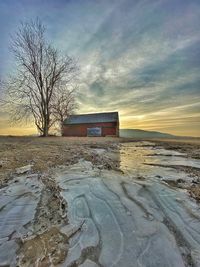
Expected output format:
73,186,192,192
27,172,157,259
120,142,200,172
120,142,200,182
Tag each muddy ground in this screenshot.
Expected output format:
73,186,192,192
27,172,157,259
0,136,200,266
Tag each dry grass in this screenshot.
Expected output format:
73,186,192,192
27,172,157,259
189,185,200,202
18,227,69,266
0,136,121,186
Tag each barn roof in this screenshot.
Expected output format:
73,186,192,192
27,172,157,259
63,112,119,125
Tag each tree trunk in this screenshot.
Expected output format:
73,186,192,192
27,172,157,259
43,125,48,136
43,112,49,137
60,121,64,136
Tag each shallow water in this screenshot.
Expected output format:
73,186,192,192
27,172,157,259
57,142,200,267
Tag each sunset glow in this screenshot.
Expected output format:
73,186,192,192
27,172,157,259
0,0,200,136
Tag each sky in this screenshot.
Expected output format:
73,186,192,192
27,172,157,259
0,0,200,136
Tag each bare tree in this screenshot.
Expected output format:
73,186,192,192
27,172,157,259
51,84,78,134
5,18,77,136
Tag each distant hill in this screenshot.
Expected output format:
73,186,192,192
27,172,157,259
120,129,180,139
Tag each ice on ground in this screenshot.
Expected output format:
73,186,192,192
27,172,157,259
0,174,43,266
56,142,200,267
91,148,107,155
1,141,200,267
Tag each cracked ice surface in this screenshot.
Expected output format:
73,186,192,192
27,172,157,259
56,143,200,267
0,174,43,266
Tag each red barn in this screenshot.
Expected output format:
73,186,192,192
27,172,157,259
62,112,119,137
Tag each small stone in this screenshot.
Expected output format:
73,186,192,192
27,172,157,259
16,165,33,174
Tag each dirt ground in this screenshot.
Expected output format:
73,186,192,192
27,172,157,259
0,136,199,201
0,136,122,187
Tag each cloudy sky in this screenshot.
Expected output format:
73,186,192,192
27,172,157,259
0,0,200,136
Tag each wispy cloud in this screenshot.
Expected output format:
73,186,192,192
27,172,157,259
0,0,200,136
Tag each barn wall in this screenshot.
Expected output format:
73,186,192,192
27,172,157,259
62,122,119,137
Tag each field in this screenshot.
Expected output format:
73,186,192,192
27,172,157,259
0,136,122,185
0,136,200,203
0,136,200,266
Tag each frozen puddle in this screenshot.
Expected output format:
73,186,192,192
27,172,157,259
0,174,43,266
56,143,200,267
